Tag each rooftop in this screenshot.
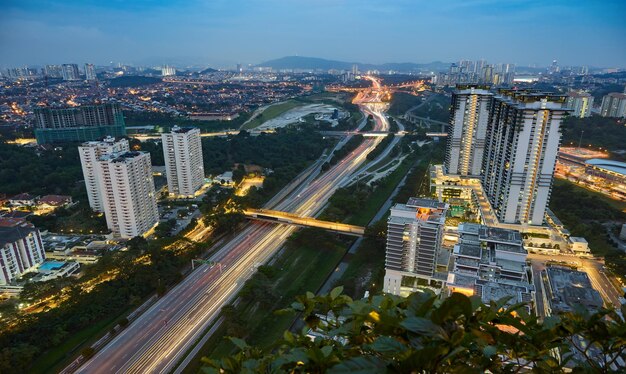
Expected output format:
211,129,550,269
479,226,523,246
0,224,37,246
406,197,448,210
569,237,588,244
546,266,603,312
585,158,626,177
170,126,198,134
455,243,481,258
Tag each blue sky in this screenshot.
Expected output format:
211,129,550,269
1,0,624,68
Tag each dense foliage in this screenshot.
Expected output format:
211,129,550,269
560,116,626,156
201,127,328,175
550,179,626,278
0,142,84,197
204,289,626,373
321,135,364,172
0,237,206,373
387,92,424,116
366,133,395,161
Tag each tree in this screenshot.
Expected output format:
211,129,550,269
202,289,626,373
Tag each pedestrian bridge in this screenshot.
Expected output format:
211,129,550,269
243,209,365,236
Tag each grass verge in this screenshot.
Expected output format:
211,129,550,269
241,100,305,129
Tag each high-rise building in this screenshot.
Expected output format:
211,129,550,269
44,64,63,78
566,91,594,118
481,65,493,84
79,137,130,212
352,64,359,76
161,65,176,76
96,151,159,238
549,59,559,74
61,64,80,81
0,218,46,285
34,102,127,144
84,63,97,81
600,92,626,118
445,85,493,176
162,126,205,197
383,198,448,296
482,90,569,225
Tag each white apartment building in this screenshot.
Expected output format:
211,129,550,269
79,137,130,212
566,91,594,118
482,91,569,225
162,65,176,77
85,63,96,81
600,92,626,118
97,151,159,239
0,219,46,285
383,198,448,296
162,126,205,197
445,85,492,176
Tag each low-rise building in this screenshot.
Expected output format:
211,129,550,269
446,223,534,311
215,171,235,186
569,237,590,255
8,193,38,208
544,266,603,314
37,195,73,211
34,260,80,282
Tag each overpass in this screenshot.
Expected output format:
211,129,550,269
243,209,365,236
404,113,448,132
320,130,405,138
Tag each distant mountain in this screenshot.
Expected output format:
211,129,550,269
198,67,218,74
257,56,450,72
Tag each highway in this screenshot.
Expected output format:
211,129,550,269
243,208,365,236
75,80,389,374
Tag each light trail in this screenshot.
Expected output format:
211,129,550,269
75,79,390,374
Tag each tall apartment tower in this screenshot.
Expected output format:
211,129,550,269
482,91,569,225
78,137,130,212
162,126,205,197
96,152,159,238
445,85,492,176
84,63,97,81
600,92,626,118
61,64,80,81
34,102,127,144
383,198,448,296
0,218,46,285
566,91,594,118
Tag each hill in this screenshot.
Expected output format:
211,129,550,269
257,56,449,72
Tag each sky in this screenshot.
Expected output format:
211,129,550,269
1,0,625,68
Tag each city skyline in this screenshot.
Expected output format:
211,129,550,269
1,0,625,68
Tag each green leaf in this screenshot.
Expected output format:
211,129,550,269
542,315,561,330
321,345,333,357
228,337,248,350
283,330,296,344
330,286,344,300
400,317,447,339
328,356,387,374
366,336,407,354
483,345,497,357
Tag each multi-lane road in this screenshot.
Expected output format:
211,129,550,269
76,89,390,374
